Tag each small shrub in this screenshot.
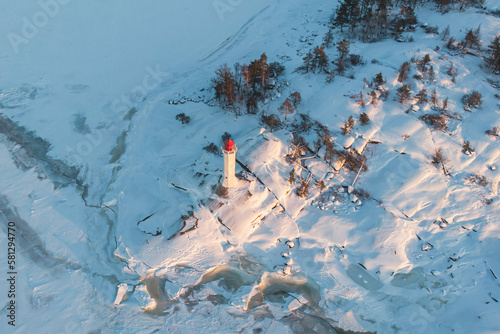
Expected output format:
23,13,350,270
261,114,280,132
292,135,309,155
288,169,295,185
441,98,449,111
462,91,483,109
369,90,378,105
465,173,488,187
349,54,364,66
222,132,231,142
359,112,370,125
216,186,229,198
379,90,389,101
343,150,368,172
431,148,447,166
425,26,439,34
203,142,219,155
462,141,475,154
315,180,326,191
353,188,371,199
447,63,458,77
373,72,386,88
485,127,499,137
420,114,448,132
296,179,310,198
269,62,285,78
288,135,309,163
175,113,191,124
294,114,313,133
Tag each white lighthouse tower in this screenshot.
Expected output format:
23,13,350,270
222,139,238,188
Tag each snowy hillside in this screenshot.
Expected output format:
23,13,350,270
0,0,499,333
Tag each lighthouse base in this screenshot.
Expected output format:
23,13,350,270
223,176,237,188
222,147,238,189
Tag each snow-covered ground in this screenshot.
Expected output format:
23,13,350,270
0,0,499,333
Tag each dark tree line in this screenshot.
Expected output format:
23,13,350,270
433,0,485,12
331,0,417,41
327,0,493,43
329,0,486,42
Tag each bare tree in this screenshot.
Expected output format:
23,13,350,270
279,98,295,120
358,91,366,107
337,39,350,61
341,116,356,135
323,29,334,48
396,85,412,103
397,61,410,83
290,91,302,108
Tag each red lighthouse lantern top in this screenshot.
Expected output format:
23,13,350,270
224,139,235,152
